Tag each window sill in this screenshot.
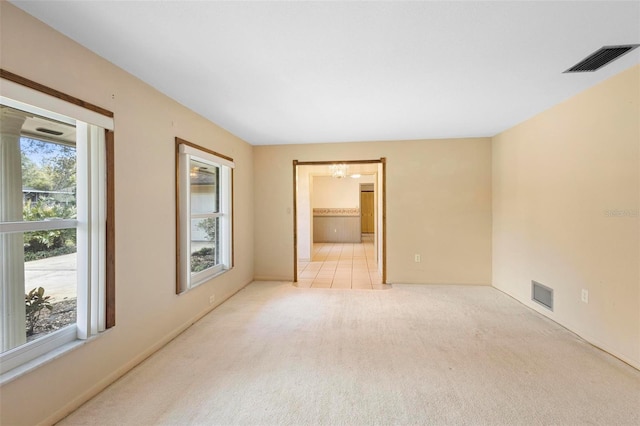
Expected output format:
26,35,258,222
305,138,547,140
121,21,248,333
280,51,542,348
187,267,233,291
0,331,108,386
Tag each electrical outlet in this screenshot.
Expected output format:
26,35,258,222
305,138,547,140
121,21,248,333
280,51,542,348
414,254,421,263
209,295,216,305
581,289,589,304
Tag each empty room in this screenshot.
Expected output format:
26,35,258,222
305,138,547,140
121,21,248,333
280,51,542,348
0,1,638,425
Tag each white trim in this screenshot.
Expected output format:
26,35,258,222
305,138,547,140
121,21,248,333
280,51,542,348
75,123,106,340
190,264,226,287
96,126,106,333
0,326,76,375
0,219,77,233
1,96,74,126
0,82,110,377
0,80,114,130
177,144,233,292
179,144,235,169
178,153,191,293
76,122,90,340
492,286,640,371
220,166,232,268
39,282,250,425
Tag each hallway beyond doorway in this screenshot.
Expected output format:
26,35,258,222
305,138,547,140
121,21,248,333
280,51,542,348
296,234,388,290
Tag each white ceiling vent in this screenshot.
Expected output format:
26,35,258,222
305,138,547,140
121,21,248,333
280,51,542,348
564,44,639,73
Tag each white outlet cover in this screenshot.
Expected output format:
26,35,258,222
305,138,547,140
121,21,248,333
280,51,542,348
581,289,589,303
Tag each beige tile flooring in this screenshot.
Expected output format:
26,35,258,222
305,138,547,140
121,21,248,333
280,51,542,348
296,234,388,290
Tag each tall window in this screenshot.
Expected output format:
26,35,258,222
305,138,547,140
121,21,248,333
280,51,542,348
176,139,233,293
0,73,114,375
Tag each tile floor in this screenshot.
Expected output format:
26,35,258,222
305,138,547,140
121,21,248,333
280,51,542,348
296,234,388,290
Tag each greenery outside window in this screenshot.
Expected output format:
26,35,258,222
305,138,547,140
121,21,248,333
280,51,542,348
176,138,233,293
0,71,114,377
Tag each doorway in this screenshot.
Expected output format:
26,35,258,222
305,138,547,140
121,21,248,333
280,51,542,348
360,184,375,234
292,159,387,287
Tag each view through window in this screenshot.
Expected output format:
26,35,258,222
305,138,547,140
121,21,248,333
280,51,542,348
1,106,78,355
1,93,112,374
176,140,234,293
21,135,78,343
190,158,221,274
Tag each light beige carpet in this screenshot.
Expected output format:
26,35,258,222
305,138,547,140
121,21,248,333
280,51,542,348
59,282,640,425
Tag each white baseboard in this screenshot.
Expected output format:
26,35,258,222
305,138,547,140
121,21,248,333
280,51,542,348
253,275,294,282
44,280,253,425
493,286,640,371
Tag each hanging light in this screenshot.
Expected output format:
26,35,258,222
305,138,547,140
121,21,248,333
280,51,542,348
330,163,348,179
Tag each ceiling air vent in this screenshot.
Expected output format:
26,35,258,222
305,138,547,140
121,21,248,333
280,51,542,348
36,127,64,136
564,44,639,73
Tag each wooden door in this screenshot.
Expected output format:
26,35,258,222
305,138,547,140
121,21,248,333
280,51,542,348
360,191,374,233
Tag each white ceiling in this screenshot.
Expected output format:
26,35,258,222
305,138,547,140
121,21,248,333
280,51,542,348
11,1,640,146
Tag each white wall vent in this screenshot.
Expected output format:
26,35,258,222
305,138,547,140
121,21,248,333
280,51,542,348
532,281,553,311
564,45,639,73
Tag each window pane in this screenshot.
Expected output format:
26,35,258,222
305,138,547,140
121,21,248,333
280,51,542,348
21,137,77,221
24,229,77,343
1,87,112,372
0,228,77,353
177,141,233,293
189,158,219,214
190,217,219,274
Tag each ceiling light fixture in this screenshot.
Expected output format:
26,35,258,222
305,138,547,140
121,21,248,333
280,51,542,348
350,174,361,179
330,164,348,179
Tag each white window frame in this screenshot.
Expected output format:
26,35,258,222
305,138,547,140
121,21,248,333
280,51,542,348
177,141,234,293
0,79,114,377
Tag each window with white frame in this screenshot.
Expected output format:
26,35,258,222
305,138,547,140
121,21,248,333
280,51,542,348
176,139,233,293
0,73,114,376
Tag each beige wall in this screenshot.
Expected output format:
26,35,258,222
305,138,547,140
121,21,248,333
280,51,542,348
10,1,637,423
254,139,493,284
312,174,375,208
296,165,314,261
0,3,254,425
492,65,640,368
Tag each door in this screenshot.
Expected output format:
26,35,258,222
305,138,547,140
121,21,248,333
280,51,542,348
360,191,374,233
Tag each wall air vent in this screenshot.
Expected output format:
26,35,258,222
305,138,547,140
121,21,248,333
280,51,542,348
564,44,639,73
532,281,553,311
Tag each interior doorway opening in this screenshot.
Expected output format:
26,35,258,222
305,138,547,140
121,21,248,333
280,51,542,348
293,159,386,287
